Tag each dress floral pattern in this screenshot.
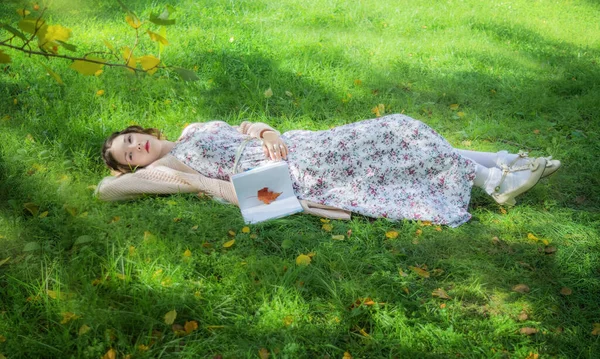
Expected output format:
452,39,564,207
170,114,477,227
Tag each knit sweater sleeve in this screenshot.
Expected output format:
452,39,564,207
237,121,280,138
95,164,239,205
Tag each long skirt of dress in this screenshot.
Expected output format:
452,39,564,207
280,114,476,227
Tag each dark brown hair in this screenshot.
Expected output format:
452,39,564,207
102,125,163,173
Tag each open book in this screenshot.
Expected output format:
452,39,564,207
231,161,304,224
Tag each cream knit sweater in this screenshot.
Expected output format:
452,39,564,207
96,121,351,220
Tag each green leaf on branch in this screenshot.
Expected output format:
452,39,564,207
1,23,28,41
139,55,160,74
0,51,11,64
40,62,63,84
150,6,176,26
172,67,199,81
56,40,77,52
147,30,169,45
18,19,46,34
70,57,105,75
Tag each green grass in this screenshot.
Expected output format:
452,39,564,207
1,0,599,357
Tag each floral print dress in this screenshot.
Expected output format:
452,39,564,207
170,114,477,227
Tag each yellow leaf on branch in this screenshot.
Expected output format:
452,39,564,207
0,51,11,64
70,57,105,76
147,30,169,45
18,19,45,34
122,47,137,72
125,14,142,29
38,24,71,46
139,55,160,75
17,9,31,16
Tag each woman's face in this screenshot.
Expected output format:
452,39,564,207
109,132,163,168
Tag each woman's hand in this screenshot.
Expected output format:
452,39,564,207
261,131,288,161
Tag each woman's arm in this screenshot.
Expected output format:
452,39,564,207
237,121,287,161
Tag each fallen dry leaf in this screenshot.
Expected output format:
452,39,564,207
184,320,198,334
259,348,270,359
512,284,530,293
592,323,600,335
78,324,91,336
432,288,451,299
544,246,557,254
103,349,116,359
518,310,528,321
257,187,281,204
409,266,430,278
440,303,446,309
519,327,538,335
283,315,294,326
60,312,80,324
241,226,250,233
525,353,539,359
560,287,572,296
343,351,353,359
527,233,538,242
322,223,333,232
331,235,345,240
172,324,186,336
183,249,192,257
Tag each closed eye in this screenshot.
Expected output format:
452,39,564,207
128,135,132,143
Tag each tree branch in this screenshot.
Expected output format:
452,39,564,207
0,42,145,72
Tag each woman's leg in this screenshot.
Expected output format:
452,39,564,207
457,149,520,168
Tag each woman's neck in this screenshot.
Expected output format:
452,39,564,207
160,140,175,158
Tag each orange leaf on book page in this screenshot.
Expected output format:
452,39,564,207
257,187,281,204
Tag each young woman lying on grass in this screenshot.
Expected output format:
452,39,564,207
97,114,560,227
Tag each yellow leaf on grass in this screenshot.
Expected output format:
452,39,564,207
331,235,345,240
0,51,12,64
143,231,155,241
78,324,91,336
70,58,105,76
259,348,270,359
283,315,294,326
241,226,251,233
183,249,192,257
0,257,10,267
371,104,385,117
0,335,5,342
432,288,451,299
542,239,549,246
147,30,169,45
415,229,423,236
527,233,538,242
139,55,160,75
125,14,142,29
184,320,198,334
264,87,273,98
449,104,459,110
296,254,311,266
103,348,116,359
320,218,330,223
385,231,398,239
164,309,177,325
343,352,353,359
128,246,136,256
592,323,600,335
228,230,236,236
60,312,80,324
138,344,149,351
223,239,235,248
408,266,430,278
322,223,333,232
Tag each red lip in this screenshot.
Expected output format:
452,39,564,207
145,141,150,153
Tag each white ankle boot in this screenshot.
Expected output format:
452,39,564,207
496,151,561,178
486,157,547,206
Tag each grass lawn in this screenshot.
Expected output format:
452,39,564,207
1,0,599,357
